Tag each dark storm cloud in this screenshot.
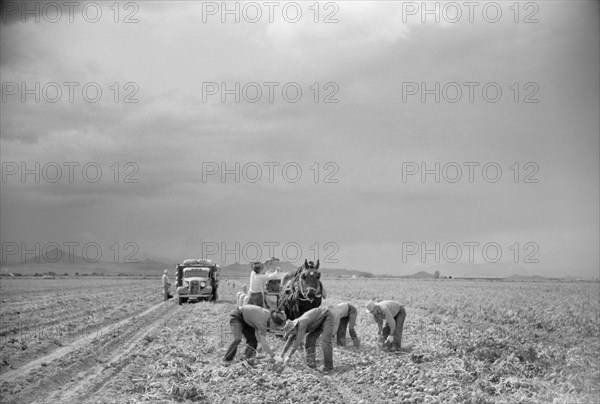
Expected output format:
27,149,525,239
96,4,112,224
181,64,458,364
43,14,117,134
1,1,598,277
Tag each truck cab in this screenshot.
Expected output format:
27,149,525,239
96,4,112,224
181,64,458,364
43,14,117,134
175,259,220,305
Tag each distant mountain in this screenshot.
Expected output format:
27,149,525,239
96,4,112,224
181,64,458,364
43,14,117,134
219,261,374,278
405,271,436,279
386,264,570,281
505,274,550,281
320,267,374,278
404,262,558,279
221,261,298,274
220,261,291,276
221,262,250,275
135,252,176,266
10,252,563,280
278,261,300,272
122,259,169,271
23,247,92,265
1,248,170,276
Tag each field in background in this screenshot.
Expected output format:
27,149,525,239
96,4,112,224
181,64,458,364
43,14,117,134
0,277,598,403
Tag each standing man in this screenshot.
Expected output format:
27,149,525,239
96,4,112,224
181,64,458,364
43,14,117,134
223,305,286,363
366,300,406,351
162,269,172,301
280,306,335,371
330,302,360,347
248,262,268,307
210,264,220,302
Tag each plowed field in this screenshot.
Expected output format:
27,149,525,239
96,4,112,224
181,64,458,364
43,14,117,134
1,277,598,403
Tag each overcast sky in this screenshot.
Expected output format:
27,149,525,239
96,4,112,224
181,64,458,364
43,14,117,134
1,1,598,278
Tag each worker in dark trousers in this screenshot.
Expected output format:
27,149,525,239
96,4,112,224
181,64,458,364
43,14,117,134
330,302,360,347
223,305,286,363
280,306,335,371
366,300,406,351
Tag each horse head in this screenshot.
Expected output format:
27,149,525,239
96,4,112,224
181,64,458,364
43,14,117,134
300,259,321,301
304,259,320,270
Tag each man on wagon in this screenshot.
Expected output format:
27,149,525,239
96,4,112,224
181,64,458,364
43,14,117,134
223,305,286,364
366,300,406,351
330,302,360,347
279,306,335,371
247,262,269,307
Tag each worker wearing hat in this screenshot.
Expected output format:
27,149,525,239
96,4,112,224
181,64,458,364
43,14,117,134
366,300,406,351
224,305,287,364
162,269,172,301
279,306,335,371
247,262,268,307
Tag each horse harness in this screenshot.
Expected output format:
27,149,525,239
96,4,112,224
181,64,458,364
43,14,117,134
276,269,322,316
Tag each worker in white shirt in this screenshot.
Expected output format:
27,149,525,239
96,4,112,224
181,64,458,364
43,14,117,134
366,300,406,351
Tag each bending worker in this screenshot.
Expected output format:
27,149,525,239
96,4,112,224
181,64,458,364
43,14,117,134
279,306,335,371
366,300,406,351
330,302,360,347
223,305,286,363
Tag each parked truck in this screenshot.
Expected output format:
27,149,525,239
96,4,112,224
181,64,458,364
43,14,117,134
175,259,220,305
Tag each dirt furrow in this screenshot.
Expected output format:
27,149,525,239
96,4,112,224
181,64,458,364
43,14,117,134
0,292,161,374
37,302,177,404
0,300,177,404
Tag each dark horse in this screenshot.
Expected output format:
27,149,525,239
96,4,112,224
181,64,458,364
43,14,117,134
278,259,323,321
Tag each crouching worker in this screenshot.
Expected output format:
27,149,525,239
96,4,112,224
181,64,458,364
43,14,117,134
366,300,406,351
279,306,335,371
331,302,360,347
223,306,286,363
